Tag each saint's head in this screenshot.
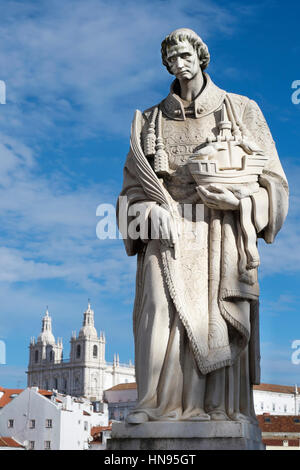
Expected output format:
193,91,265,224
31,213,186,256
161,28,210,81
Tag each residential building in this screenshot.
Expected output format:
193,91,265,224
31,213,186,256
103,382,137,422
0,387,108,450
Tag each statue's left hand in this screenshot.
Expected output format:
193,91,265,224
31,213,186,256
196,184,240,210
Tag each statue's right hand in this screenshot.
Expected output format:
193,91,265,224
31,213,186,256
150,205,178,248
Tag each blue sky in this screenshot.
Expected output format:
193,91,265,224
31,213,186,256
0,0,300,388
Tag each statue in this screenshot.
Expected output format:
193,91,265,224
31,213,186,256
117,28,288,427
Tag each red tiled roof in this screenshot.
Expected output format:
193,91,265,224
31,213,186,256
91,425,112,437
0,386,52,408
0,437,24,448
253,383,297,394
105,382,137,391
257,415,300,433
0,387,23,407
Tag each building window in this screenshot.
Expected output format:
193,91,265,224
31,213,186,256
49,350,54,362
44,441,51,450
29,419,35,429
46,419,52,428
29,441,35,450
260,402,264,410
93,345,98,358
76,344,81,358
272,403,276,411
54,378,58,389
34,350,39,363
45,380,49,390
7,419,14,428
284,404,287,412
84,421,88,431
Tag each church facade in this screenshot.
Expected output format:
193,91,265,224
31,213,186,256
27,303,135,401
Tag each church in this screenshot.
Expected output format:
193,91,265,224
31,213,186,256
27,302,135,401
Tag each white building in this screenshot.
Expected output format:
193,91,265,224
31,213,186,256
27,303,135,400
104,383,137,422
0,387,108,450
253,384,300,416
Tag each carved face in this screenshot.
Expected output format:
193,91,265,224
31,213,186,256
166,40,201,80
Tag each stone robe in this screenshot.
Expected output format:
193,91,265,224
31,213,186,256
117,73,288,422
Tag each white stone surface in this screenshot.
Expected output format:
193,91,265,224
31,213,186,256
108,421,264,450
111,421,262,440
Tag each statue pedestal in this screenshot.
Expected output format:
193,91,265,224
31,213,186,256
107,421,265,450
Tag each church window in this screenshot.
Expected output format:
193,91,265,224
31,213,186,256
93,345,98,358
54,378,58,389
64,379,67,390
76,344,81,358
45,380,49,390
49,350,54,362
34,350,39,363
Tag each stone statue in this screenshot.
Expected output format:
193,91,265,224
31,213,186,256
117,29,288,429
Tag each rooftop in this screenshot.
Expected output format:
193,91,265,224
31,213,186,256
105,382,137,392
0,386,52,408
253,383,298,395
0,437,24,448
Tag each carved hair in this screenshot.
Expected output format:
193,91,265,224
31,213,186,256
161,28,210,73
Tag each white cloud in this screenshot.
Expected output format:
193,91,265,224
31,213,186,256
0,0,238,139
